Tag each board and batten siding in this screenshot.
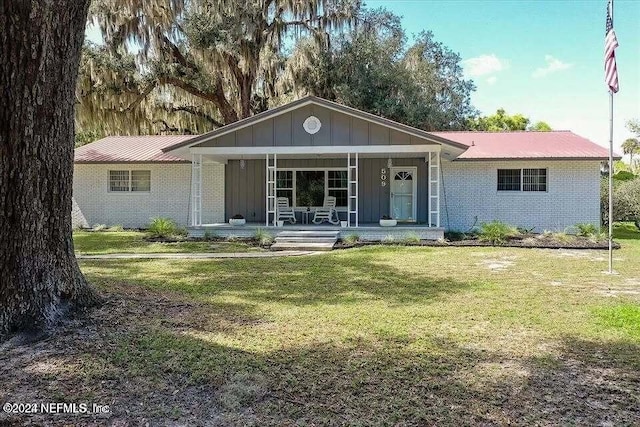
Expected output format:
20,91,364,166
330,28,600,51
225,158,429,224
441,160,602,232
196,104,438,148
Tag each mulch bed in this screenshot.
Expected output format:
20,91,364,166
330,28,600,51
336,234,621,250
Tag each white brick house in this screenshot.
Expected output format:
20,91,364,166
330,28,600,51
73,96,614,236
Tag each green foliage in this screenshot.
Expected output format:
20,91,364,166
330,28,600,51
253,228,273,246
342,233,361,244
147,217,179,238
478,221,519,245
401,232,421,244
575,223,598,237
613,171,636,181
468,108,529,131
529,121,552,131
602,177,640,229
287,9,477,131
75,128,105,147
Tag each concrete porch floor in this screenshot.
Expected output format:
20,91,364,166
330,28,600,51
189,222,445,241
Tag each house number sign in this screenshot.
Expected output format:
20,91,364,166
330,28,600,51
380,168,387,187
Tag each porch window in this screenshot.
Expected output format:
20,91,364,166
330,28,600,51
497,168,547,192
296,171,325,207
327,170,348,207
276,170,293,204
109,170,151,192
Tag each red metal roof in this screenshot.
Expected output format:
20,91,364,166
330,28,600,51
430,131,615,160
74,136,196,163
75,131,615,163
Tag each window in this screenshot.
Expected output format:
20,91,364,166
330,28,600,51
497,168,547,192
274,169,349,208
109,170,151,192
328,170,348,207
276,171,293,204
522,168,547,192
497,169,521,191
296,171,325,207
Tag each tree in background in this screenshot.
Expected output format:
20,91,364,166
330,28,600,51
1,0,98,339
284,9,477,130
621,138,639,171
77,0,360,138
468,109,552,132
529,121,552,131
468,108,529,131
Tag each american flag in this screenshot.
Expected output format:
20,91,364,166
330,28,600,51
605,0,619,93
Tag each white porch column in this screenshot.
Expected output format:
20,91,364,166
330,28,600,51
347,152,359,227
191,154,202,226
266,154,277,226
428,152,440,227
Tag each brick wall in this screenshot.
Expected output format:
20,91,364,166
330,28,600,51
441,160,602,232
73,162,225,228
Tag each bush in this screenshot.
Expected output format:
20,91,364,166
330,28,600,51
478,221,519,245
401,232,421,244
601,177,640,229
342,233,360,244
147,217,178,238
253,228,273,246
107,224,125,232
575,223,598,237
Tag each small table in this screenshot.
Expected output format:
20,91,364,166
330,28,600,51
301,209,312,225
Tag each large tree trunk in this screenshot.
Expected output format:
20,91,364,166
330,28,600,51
0,0,99,339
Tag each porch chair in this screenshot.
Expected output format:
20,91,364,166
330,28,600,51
276,197,297,224
312,196,340,225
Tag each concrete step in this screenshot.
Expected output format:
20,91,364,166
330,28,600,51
270,242,335,251
276,231,340,238
275,236,338,243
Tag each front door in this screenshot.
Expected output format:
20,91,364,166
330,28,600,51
390,167,417,222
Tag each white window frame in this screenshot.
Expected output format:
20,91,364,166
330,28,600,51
108,170,151,193
497,168,548,193
276,167,349,210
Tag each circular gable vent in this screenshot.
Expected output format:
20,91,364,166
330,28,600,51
303,116,322,134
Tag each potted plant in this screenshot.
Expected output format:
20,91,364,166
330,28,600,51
229,214,246,226
379,215,397,227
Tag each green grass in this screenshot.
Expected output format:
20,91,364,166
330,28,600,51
4,224,638,425
73,231,261,254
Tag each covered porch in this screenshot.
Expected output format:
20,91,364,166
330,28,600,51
188,146,444,236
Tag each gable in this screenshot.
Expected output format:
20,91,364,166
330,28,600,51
192,104,438,149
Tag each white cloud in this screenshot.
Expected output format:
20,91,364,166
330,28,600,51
462,54,508,77
486,76,498,85
532,55,573,78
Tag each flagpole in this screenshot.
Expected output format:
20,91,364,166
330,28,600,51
607,0,615,274
608,89,614,274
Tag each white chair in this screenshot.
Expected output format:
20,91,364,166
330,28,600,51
312,196,340,225
276,197,297,224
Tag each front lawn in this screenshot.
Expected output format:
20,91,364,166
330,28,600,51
73,230,263,254
2,225,638,425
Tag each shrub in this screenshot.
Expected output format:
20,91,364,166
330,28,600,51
147,217,178,238
601,177,640,229
575,223,598,237
401,232,421,244
253,228,273,246
551,232,574,244
343,233,360,244
107,224,125,232
478,221,519,245
444,230,466,241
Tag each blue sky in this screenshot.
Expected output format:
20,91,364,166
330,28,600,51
85,0,639,155
369,0,640,155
